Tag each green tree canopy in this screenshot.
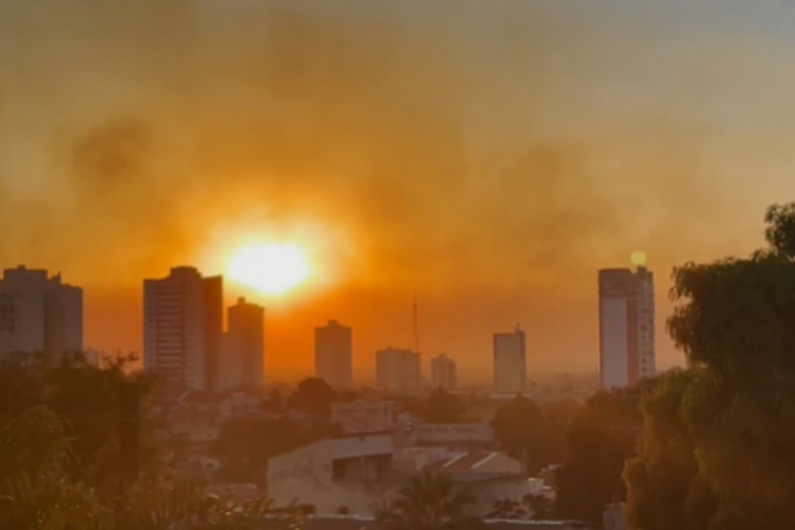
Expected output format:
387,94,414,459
625,203,795,530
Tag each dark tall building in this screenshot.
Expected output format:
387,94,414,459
376,347,421,395
0,266,83,361
493,326,526,393
598,259,655,389
315,319,353,389
203,276,223,392
143,267,223,392
220,297,265,390
430,354,457,390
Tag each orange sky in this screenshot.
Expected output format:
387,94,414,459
2,1,794,385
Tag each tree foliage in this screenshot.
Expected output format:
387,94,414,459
287,378,338,413
0,406,104,530
418,388,467,424
0,352,157,492
377,471,485,530
555,388,643,526
213,416,299,482
623,370,715,530
0,405,302,530
115,477,301,530
491,395,568,476
625,203,795,530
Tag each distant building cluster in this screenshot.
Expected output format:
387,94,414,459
0,253,657,395
144,267,264,393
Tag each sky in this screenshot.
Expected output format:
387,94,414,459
1,0,795,385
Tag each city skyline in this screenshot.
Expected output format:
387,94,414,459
5,1,793,383
3,2,794,527
0,259,658,388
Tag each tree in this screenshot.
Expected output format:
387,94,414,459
0,406,104,530
491,395,565,476
554,388,643,526
487,499,526,520
420,388,467,424
115,477,301,530
623,370,715,530
213,416,299,482
523,493,554,520
377,471,485,530
287,378,338,413
0,405,304,530
624,203,795,530
0,352,157,495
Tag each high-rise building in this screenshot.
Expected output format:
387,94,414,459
220,297,265,390
143,266,223,392
430,353,457,390
0,266,83,359
598,262,656,389
315,319,353,389
376,347,421,395
493,326,526,393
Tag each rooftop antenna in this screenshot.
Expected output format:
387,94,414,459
413,291,419,354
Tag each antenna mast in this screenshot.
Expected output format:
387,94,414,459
413,291,419,353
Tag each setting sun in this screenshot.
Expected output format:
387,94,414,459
228,243,311,295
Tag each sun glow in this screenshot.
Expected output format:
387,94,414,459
228,243,312,295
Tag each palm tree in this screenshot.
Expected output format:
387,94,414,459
377,471,485,530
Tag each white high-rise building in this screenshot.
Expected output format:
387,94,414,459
220,297,265,391
430,353,457,390
144,267,222,392
493,326,526,393
598,260,656,390
0,266,83,359
376,347,421,395
315,319,353,389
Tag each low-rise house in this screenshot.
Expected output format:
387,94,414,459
267,432,396,516
268,433,532,519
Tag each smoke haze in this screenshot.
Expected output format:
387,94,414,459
1,0,793,382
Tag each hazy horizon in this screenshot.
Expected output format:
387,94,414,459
3,0,795,384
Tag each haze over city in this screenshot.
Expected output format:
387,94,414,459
2,0,794,383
